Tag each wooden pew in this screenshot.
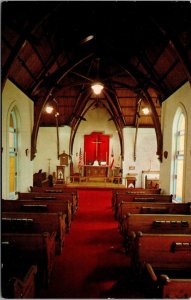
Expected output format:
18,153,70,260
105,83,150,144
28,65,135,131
117,201,191,228
112,188,161,209
144,263,191,299
130,232,191,274
121,213,191,252
2,211,66,254
1,241,38,299
18,191,77,219
145,176,160,189
2,263,38,298
30,185,78,195
127,188,161,194
112,188,127,209
29,187,79,215
1,232,56,288
2,199,72,233
33,171,48,187
114,193,173,219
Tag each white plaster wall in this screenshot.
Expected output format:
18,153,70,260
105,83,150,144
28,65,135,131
72,107,121,173
160,82,191,202
34,108,121,178
34,126,71,179
35,108,160,184
2,80,34,197
3,81,190,197
123,127,160,187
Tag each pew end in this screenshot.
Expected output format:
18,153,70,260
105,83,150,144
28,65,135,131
2,212,66,255
2,263,38,299
144,263,191,299
2,232,56,289
131,232,191,276
121,213,191,253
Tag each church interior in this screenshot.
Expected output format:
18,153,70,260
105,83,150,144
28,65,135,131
1,1,191,298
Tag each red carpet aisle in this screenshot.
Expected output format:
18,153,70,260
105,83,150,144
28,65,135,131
38,189,143,298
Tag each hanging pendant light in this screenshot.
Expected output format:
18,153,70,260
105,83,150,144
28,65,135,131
142,107,150,115
45,105,54,114
91,82,104,95
45,98,59,114
91,57,104,95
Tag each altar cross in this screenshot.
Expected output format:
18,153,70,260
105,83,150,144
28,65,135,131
92,137,102,159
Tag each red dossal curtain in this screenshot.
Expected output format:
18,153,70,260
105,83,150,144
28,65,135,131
84,132,109,164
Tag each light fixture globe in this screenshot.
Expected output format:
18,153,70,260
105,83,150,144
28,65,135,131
45,105,54,114
91,82,104,95
142,107,150,115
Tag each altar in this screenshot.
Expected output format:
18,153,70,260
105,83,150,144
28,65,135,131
81,132,110,181
84,165,109,177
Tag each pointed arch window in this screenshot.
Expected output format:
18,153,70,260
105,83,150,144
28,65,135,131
172,109,185,202
9,108,18,198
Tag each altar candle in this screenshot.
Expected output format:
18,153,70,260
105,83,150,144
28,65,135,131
85,152,86,165
106,152,107,164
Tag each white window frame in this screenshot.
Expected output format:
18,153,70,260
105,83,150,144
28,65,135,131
172,106,186,202
8,107,18,199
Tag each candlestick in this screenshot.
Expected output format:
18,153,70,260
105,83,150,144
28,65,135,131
85,152,86,165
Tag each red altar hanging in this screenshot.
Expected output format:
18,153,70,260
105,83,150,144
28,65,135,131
84,132,110,165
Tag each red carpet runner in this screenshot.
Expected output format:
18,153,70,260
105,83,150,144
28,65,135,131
38,189,142,298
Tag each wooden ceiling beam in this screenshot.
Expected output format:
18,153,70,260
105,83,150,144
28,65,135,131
17,56,38,82
42,25,62,69
151,17,191,84
152,41,169,66
27,38,46,68
2,3,57,90
31,53,94,160
116,60,163,161
102,90,125,159
69,91,93,156
169,35,191,84
30,53,63,96
136,50,169,97
159,58,179,83
2,28,30,89
142,89,163,161
103,89,126,127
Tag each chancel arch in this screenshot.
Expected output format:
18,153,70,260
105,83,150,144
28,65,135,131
72,106,121,175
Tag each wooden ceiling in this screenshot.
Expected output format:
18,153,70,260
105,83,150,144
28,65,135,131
2,1,191,159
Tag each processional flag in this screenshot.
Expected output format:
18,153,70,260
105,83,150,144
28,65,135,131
110,157,114,169
110,148,114,169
